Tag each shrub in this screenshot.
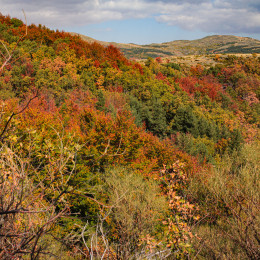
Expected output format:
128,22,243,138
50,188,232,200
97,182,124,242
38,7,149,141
189,142,260,259
93,167,168,259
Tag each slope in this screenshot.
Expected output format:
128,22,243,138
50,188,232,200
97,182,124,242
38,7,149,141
72,33,260,58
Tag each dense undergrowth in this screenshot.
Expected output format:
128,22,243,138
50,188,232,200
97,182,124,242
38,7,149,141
0,14,259,259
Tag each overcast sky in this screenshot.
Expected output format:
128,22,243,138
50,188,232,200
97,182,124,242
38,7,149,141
1,0,260,44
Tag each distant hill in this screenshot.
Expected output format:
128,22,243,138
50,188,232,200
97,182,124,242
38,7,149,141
70,33,260,59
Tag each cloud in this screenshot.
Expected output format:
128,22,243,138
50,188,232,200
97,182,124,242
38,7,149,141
156,1,260,34
0,0,260,34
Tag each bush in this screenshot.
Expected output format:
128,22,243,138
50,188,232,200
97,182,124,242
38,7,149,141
189,142,260,259
94,167,168,259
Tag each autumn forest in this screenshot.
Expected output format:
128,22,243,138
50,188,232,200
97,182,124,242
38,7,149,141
0,14,259,259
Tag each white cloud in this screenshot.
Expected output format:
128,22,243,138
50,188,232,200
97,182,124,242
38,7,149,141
156,1,260,34
0,0,259,34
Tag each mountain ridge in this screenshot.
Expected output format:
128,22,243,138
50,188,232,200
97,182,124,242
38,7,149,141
70,33,260,59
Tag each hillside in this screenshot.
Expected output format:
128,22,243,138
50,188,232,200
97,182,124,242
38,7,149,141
0,14,259,259
73,33,260,58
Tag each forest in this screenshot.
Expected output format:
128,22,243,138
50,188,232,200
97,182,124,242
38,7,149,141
0,14,259,259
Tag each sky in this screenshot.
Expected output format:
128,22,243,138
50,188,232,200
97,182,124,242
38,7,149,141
1,0,260,44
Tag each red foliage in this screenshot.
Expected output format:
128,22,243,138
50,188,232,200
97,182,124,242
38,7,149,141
132,63,144,75
94,60,101,68
4,75,11,83
105,45,128,64
155,57,163,64
177,75,221,100
190,64,205,77
178,77,196,94
24,58,34,76
156,72,167,81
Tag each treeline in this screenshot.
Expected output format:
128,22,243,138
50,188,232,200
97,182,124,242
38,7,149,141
0,14,259,259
